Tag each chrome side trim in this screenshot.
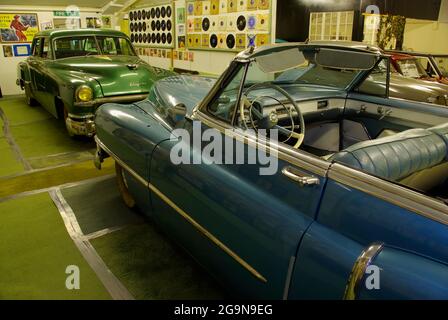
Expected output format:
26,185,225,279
95,136,268,283
193,111,330,176
329,164,448,226
344,243,384,300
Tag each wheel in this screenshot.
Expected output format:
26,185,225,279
25,86,38,106
115,161,136,209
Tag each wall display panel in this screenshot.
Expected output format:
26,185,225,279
186,0,271,52
129,3,174,48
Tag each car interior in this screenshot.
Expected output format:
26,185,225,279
207,50,448,203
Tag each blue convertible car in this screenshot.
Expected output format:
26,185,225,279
94,42,448,299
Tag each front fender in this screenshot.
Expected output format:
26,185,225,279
51,69,103,114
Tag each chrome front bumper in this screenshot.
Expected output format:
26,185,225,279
73,93,149,108
66,113,96,137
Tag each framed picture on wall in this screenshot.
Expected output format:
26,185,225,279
0,13,39,43
2,45,13,57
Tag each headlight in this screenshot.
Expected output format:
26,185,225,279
76,85,93,102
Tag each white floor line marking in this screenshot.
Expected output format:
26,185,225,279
0,174,115,203
49,188,134,300
83,226,127,241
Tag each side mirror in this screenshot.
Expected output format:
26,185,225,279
167,103,187,124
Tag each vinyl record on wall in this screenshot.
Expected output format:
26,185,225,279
167,20,172,31
142,10,146,19
258,0,270,10
194,1,203,15
237,0,247,11
143,22,146,31
152,33,156,43
218,16,227,31
210,34,218,48
247,34,256,47
161,6,166,18
203,1,211,15
211,0,219,15
138,10,142,20
202,33,210,47
218,34,226,49
226,34,236,49
151,20,156,31
143,33,148,43
227,15,236,31
236,33,246,49
148,34,152,43
237,15,246,31
219,0,227,14
162,33,167,44
130,23,134,32
130,33,135,42
151,8,156,18
156,7,161,18
167,33,173,44
194,17,202,32
156,20,161,31
187,18,194,32
138,22,142,32
210,16,218,31
138,33,143,43
167,5,172,18
161,20,166,31
228,0,237,13
129,12,134,21
156,33,161,43
248,15,256,30
187,2,195,15
202,17,210,32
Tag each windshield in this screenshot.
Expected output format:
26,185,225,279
246,47,376,90
434,56,448,77
53,36,135,59
396,58,428,78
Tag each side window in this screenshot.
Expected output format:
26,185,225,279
356,59,388,97
32,38,42,57
41,38,52,59
417,57,436,77
207,65,245,123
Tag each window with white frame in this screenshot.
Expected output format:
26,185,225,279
309,11,354,41
363,14,381,45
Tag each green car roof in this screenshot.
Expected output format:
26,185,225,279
35,28,129,39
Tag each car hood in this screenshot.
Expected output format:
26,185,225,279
51,55,173,96
154,75,218,115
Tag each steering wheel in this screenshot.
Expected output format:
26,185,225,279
239,82,305,149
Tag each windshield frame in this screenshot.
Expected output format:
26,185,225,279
432,55,448,77
52,34,137,60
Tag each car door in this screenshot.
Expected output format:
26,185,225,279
29,37,53,113
288,162,448,299
28,37,43,102
148,64,330,298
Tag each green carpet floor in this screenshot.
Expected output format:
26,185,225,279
0,193,111,299
91,224,225,300
0,96,96,173
0,158,115,199
61,177,143,235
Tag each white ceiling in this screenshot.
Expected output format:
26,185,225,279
0,0,113,9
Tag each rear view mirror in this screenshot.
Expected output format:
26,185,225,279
316,48,378,71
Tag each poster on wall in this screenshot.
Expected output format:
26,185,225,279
129,3,175,49
185,0,271,52
86,17,101,28
0,13,39,43
102,16,112,28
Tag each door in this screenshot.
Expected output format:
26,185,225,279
148,65,329,298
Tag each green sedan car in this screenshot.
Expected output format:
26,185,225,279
17,29,172,137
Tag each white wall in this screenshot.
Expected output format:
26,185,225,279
403,19,448,53
0,6,101,96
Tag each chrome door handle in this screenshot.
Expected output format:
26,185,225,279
282,167,320,187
